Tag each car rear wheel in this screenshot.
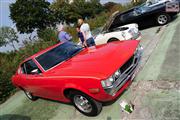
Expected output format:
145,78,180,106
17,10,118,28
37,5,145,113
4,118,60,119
24,90,38,101
157,13,171,25
70,91,102,116
107,38,119,43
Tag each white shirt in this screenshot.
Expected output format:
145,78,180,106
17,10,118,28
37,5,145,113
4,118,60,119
80,23,92,40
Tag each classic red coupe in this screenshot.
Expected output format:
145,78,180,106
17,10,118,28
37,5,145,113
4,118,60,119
12,41,142,116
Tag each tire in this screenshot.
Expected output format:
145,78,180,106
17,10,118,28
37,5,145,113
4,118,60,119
69,91,102,116
23,90,38,101
156,13,171,25
107,38,119,43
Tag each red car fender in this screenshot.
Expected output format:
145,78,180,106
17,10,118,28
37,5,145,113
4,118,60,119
61,78,104,102
61,84,94,102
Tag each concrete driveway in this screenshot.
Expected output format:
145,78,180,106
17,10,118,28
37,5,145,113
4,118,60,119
0,14,180,120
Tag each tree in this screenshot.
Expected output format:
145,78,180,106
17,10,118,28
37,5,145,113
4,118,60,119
104,2,118,11
0,29,7,47
10,0,57,34
0,27,19,50
51,0,104,24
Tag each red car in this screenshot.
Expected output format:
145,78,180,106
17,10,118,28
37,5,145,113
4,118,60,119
12,41,142,116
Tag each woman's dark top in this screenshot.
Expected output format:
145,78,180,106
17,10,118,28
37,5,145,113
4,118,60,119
77,32,84,43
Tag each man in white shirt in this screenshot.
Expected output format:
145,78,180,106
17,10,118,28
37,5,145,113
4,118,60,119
78,19,96,47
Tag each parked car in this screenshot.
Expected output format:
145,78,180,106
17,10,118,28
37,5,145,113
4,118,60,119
92,23,141,45
146,0,174,7
104,0,180,30
12,41,142,116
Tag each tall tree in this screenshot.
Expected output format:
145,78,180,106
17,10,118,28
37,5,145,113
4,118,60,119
10,0,57,34
0,27,19,50
51,0,104,24
0,28,7,47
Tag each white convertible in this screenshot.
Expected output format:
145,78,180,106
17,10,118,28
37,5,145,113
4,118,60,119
93,23,141,45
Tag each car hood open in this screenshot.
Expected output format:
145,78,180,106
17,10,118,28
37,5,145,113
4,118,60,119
45,40,139,79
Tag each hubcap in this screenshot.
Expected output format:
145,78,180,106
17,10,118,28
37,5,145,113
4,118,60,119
158,15,168,25
25,91,33,99
74,95,92,113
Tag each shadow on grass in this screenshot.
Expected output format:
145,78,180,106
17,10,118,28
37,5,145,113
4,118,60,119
0,114,31,120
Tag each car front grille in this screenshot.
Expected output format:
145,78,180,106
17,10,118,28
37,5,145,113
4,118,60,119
104,48,142,96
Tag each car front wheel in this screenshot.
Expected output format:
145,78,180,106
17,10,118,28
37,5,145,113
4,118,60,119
70,91,102,116
157,13,171,25
24,90,38,101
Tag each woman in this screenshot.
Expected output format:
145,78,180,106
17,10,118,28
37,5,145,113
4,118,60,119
76,25,86,47
57,25,72,42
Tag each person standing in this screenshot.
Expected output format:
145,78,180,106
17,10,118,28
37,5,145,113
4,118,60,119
78,18,95,47
57,25,72,42
76,25,85,47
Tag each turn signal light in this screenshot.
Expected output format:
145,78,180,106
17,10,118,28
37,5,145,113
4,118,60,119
89,88,100,94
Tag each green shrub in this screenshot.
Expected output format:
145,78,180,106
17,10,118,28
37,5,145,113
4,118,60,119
0,39,57,103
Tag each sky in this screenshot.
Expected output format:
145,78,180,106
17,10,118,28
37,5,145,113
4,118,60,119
0,0,131,27
0,0,130,52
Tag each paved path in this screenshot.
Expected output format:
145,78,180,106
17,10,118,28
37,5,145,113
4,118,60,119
0,14,180,120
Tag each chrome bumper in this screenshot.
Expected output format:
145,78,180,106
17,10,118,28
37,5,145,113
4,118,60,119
104,47,143,96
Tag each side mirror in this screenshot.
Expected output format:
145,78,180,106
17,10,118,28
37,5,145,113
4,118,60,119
31,69,39,74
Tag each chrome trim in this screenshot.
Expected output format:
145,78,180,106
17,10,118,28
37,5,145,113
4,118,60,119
103,47,142,96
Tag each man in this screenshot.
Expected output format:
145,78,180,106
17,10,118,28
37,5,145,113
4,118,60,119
78,19,95,47
58,25,72,42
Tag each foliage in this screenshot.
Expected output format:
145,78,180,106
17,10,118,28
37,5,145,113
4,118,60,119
104,2,118,12
0,38,58,103
51,0,105,24
0,26,19,50
65,12,109,42
0,28,7,47
10,0,57,34
38,28,58,42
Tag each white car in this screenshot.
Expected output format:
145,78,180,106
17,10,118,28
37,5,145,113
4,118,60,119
93,23,141,45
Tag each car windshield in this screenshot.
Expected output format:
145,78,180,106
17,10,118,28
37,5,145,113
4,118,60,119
134,4,150,14
92,27,103,36
36,42,83,71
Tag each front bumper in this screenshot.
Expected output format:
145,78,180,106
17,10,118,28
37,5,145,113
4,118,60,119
103,46,143,96
130,31,141,40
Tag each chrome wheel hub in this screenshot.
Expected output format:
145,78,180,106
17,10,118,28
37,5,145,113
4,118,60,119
25,91,32,99
74,95,92,113
158,15,168,25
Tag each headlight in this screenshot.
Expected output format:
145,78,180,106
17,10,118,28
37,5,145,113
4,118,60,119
101,76,114,88
113,70,121,79
135,44,143,55
135,23,138,28
121,31,126,39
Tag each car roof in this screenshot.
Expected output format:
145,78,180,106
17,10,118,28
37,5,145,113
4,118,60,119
22,42,62,63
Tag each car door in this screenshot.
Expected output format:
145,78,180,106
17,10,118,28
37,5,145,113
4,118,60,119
21,59,63,100
20,59,51,98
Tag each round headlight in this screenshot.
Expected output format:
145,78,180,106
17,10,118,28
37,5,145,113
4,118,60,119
101,76,115,88
109,76,114,82
114,70,121,79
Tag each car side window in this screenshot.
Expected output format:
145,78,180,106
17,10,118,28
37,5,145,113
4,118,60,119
21,59,41,75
